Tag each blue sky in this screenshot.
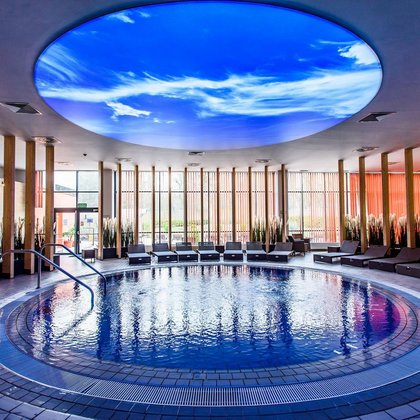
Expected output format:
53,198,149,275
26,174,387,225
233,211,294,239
35,1,382,150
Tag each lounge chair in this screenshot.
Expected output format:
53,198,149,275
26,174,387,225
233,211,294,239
152,243,178,263
368,247,420,272
287,235,307,255
223,242,244,261
340,245,389,267
175,242,198,262
395,262,420,279
267,242,294,262
197,242,220,261
313,240,359,264
127,244,151,265
245,241,267,261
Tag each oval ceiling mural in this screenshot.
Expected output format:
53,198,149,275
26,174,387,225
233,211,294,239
34,1,382,150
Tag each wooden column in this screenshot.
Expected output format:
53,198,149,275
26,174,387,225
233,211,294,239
134,165,139,245
168,167,172,247
232,168,236,242
2,135,16,278
44,145,55,269
151,166,156,243
24,141,36,273
216,168,220,244
248,167,252,239
97,161,104,260
280,164,288,241
381,153,391,248
116,163,122,257
405,148,415,248
338,160,346,243
264,165,270,251
200,167,204,242
359,156,367,252
183,168,187,241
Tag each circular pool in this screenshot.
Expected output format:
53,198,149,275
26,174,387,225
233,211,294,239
10,266,405,371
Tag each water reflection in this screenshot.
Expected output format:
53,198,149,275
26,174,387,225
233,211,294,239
29,266,402,370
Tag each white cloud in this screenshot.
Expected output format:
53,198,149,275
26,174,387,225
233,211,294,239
138,11,151,18
106,11,135,24
40,68,382,119
338,42,378,65
106,101,151,120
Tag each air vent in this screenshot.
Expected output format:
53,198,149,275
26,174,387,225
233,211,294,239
188,151,205,156
0,102,41,114
359,112,395,122
116,157,132,163
31,136,62,144
353,146,378,153
255,159,271,164
187,162,200,167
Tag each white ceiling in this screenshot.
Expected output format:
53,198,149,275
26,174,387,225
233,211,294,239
1,0,420,172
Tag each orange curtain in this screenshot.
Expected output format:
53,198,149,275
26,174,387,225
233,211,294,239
365,174,382,216
389,174,406,217
414,174,420,216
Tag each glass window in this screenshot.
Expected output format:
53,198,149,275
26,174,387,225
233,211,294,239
78,171,98,191
54,192,76,207
54,171,76,191
78,192,98,208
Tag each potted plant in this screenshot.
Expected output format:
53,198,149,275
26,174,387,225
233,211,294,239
368,214,383,246
102,217,117,258
13,217,25,274
122,221,135,256
63,226,75,247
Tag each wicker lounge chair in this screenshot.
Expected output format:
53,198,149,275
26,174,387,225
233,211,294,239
313,240,359,264
175,242,198,262
368,247,420,272
395,262,420,278
340,245,389,267
267,242,294,262
127,244,151,265
245,241,267,261
197,242,220,261
152,243,178,263
287,235,307,255
223,242,244,261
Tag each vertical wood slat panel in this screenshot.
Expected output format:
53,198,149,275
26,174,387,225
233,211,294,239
168,167,172,247
232,168,236,242
183,168,187,241
134,165,139,245
97,161,104,260
116,163,122,257
248,167,252,239
24,141,36,273
200,168,204,242
359,157,367,252
216,168,220,244
2,136,16,277
338,160,346,243
381,153,391,249
44,145,54,270
151,166,156,243
405,148,415,248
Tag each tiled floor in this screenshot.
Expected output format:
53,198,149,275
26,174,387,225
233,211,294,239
0,252,419,419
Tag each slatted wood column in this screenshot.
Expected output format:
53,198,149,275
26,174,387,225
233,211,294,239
116,163,122,258
200,167,204,242
232,168,236,242
248,167,252,239
183,168,187,241
97,161,104,260
359,156,367,252
168,167,172,247
381,153,391,249
405,148,416,248
151,166,156,244
338,160,346,243
44,145,54,269
279,164,288,241
216,168,220,245
24,140,36,273
2,136,16,278
264,165,269,251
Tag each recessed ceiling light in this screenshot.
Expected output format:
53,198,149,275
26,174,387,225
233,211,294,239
358,112,395,122
187,162,200,167
56,161,73,167
188,151,205,156
353,146,379,153
0,101,42,114
31,136,62,144
116,157,132,162
255,159,271,163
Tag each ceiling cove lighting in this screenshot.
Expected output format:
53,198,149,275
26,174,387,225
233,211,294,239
34,1,382,150
31,136,62,144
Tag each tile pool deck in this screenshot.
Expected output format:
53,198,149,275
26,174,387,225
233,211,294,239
0,253,419,419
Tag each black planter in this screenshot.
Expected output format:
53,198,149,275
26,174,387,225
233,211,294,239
103,247,117,259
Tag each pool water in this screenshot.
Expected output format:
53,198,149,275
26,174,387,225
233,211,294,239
28,266,401,370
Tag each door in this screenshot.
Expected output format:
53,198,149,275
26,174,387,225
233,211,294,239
78,211,99,252
55,210,76,253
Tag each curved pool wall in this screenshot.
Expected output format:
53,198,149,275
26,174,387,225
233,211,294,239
0,262,419,409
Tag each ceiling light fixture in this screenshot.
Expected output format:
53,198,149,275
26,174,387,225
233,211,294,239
187,162,200,167
116,157,132,163
358,112,395,122
31,136,62,144
188,151,205,156
0,101,42,114
255,159,271,164
353,146,379,153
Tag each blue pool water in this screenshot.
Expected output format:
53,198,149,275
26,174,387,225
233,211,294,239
29,266,401,370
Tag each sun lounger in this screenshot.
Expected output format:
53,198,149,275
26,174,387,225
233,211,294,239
368,247,420,272
223,241,244,261
340,245,389,267
175,242,198,262
152,243,178,263
313,240,359,264
245,241,267,261
127,244,151,265
395,262,420,278
197,241,220,261
267,242,293,262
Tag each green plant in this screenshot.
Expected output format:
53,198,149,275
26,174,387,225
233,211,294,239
251,217,266,243
398,215,407,247
345,215,361,241
367,214,383,246
122,221,135,247
14,217,24,249
269,216,282,244
34,218,45,251
63,226,75,242
103,217,116,248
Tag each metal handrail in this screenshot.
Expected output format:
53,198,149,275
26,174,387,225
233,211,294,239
41,243,106,295
1,249,94,309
